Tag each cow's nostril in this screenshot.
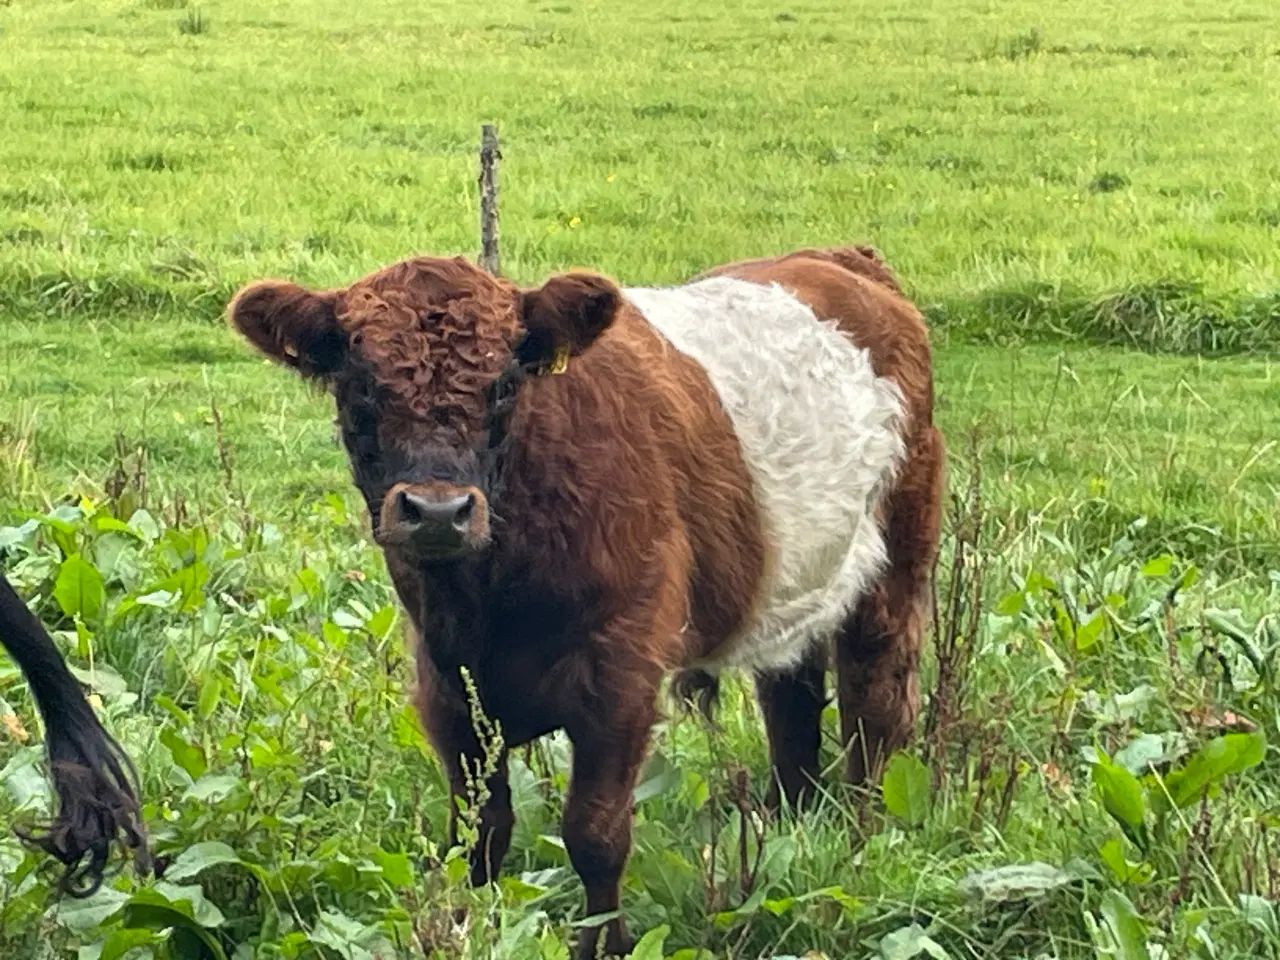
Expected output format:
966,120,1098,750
392,489,479,536
396,490,429,527
452,493,477,531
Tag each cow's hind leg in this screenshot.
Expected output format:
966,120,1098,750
755,644,828,813
835,425,944,785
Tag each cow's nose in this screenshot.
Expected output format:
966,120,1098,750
380,484,489,556
394,489,476,533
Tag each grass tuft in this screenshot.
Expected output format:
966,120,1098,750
178,7,206,34
930,280,1280,355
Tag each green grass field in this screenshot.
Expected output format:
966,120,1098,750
2,0,1279,957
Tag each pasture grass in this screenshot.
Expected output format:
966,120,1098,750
3,319,1280,572
1,0,1279,957
1,0,1279,350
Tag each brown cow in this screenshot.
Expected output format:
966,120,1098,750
0,572,148,894
228,245,942,957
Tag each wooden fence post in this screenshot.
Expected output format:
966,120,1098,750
478,124,501,275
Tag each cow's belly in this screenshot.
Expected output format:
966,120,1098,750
624,277,906,673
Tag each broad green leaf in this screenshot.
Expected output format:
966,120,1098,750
161,727,207,780
374,849,413,888
1110,685,1156,723
501,875,549,903
797,884,861,911
322,620,348,649
1141,555,1174,577
165,841,243,883
100,927,161,960
1099,839,1153,885
310,909,387,960
1075,612,1105,651
882,752,931,826
183,774,241,804
1239,894,1277,936
1023,570,1056,594
53,886,129,934
630,923,670,960
66,662,129,700
445,852,469,885
290,569,322,608
332,608,364,630
1092,756,1145,828
633,752,681,804
196,675,221,719
127,510,160,543
625,846,699,910
880,922,951,959
134,589,177,609
200,600,221,639
90,515,142,539
1053,602,1075,646
1,749,52,811
763,895,797,917
1184,909,1217,959
1161,731,1266,809
42,512,80,559
161,561,210,613
1099,890,1148,960
153,695,191,726
765,885,863,919
993,590,1025,616
154,881,225,928
1114,733,1166,775
367,604,397,639
757,834,800,887
957,862,1071,902
54,555,105,623
0,519,39,553
120,889,227,960
684,771,710,810
540,928,571,960
713,886,769,927
499,909,549,955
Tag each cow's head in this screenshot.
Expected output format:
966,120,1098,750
229,256,620,561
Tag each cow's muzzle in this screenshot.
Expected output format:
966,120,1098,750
378,481,490,559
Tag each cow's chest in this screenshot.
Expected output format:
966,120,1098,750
419,595,593,748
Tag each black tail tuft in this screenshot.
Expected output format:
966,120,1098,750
1,573,150,896
671,669,721,723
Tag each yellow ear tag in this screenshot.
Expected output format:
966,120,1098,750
547,345,570,376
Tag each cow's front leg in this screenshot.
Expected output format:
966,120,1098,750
413,655,513,885
445,739,512,887
563,685,657,959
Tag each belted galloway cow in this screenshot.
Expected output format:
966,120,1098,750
229,244,943,957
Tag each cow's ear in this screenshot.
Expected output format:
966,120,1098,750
227,281,346,377
517,273,620,372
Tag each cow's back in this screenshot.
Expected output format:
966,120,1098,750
624,277,907,673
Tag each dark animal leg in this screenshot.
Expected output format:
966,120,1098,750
754,644,828,813
564,693,656,959
413,657,513,885
835,426,943,784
